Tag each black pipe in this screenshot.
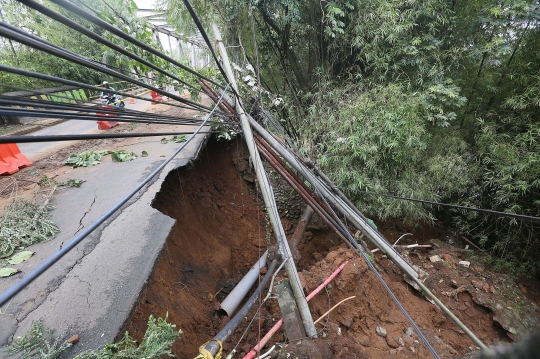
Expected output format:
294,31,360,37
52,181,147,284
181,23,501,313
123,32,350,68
1,131,229,143
0,98,221,124
0,22,211,112
0,64,206,113
18,0,202,94
47,0,224,89
0,83,230,307
203,253,281,357
0,98,209,122
0,108,211,126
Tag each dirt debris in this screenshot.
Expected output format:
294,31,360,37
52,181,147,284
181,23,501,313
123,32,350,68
122,136,540,359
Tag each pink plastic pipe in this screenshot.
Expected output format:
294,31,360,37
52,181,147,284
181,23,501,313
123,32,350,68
242,261,350,359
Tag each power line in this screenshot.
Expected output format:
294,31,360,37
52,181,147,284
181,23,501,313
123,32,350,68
0,131,230,144
0,107,218,127
346,189,540,223
181,0,243,100
0,83,231,308
18,0,204,95
0,22,211,112
0,97,225,124
48,0,225,90
0,65,208,112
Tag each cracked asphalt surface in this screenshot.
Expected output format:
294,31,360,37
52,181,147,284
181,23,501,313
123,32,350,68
0,97,211,357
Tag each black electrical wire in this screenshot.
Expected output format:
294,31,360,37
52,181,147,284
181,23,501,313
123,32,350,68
0,22,211,112
181,0,231,89
314,185,441,359
0,83,231,308
0,21,208,112
347,189,540,223
47,0,224,90
17,0,204,95
0,97,225,124
180,1,257,122
0,131,230,143
0,64,207,112
0,107,221,127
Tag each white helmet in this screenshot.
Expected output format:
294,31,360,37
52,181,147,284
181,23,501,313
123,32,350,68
102,81,108,85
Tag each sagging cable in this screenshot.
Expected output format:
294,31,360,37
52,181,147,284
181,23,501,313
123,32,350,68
0,83,231,308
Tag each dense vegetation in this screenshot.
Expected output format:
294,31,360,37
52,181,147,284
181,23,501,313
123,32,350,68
165,0,540,276
1,0,539,275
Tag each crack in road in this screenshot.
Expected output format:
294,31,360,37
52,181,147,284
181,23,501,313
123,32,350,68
74,191,97,236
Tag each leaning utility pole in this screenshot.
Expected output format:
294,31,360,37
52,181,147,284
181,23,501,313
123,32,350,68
213,24,317,338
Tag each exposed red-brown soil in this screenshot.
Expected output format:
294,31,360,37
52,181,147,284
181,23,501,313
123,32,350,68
124,137,268,357
124,136,540,359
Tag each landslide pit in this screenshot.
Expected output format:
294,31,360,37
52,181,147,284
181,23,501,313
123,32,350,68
124,136,525,358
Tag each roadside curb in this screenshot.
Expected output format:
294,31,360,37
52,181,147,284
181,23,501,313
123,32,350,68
4,118,70,137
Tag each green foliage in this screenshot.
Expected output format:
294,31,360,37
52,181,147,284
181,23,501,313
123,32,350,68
172,0,540,275
0,199,59,258
110,150,137,162
64,151,111,168
6,319,71,359
299,81,476,222
160,135,189,144
7,315,181,359
74,314,181,359
0,267,20,277
171,135,187,143
64,179,86,188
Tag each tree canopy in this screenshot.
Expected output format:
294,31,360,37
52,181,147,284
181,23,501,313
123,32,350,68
165,0,540,276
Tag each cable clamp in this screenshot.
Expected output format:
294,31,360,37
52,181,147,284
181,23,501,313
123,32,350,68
195,339,223,359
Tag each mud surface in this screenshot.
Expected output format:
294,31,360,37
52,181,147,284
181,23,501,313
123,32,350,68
124,137,540,358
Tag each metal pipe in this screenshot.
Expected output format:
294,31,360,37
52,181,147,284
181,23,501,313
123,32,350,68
48,0,223,89
242,261,349,359
202,253,281,357
220,250,268,317
18,0,202,94
212,24,317,337
0,84,229,307
0,23,210,112
0,64,204,112
256,142,351,246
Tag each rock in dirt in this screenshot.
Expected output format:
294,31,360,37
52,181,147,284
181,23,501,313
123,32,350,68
405,327,414,337
376,326,387,338
429,255,441,263
398,337,405,347
459,260,470,267
283,338,333,359
387,337,400,348
68,334,79,344
340,317,353,329
260,267,267,275
471,279,484,290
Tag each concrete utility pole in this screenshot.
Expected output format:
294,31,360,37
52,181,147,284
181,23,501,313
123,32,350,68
212,24,317,338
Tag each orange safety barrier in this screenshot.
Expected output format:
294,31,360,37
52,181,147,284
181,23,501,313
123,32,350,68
150,90,163,104
0,143,32,175
96,105,119,130
128,90,135,104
